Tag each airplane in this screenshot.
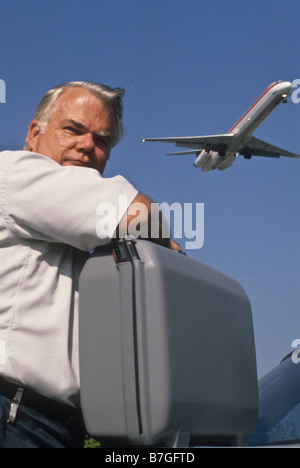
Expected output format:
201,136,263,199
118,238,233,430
142,81,300,171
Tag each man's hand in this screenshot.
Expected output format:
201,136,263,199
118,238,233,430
169,239,183,252
117,192,182,251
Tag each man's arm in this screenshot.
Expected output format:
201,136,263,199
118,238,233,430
2,151,138,251
117,192,182,251
2,151,181,252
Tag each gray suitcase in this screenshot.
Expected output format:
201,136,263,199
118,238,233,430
79,238,258,447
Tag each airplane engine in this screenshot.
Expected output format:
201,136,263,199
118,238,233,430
218,154,237,170
193,150,210,168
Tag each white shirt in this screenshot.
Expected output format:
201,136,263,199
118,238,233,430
0,150,138,406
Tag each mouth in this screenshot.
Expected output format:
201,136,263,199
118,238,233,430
62,158,92,168
61,155,105,174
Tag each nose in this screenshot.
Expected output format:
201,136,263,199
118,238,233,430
76,132,95,153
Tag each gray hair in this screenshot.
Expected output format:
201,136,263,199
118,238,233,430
33,81,125,147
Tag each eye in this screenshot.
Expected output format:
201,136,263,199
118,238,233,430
63,126,81,135
95,136,110,148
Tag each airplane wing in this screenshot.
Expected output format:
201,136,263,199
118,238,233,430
239,136,300,159
166,149,202,156
142,134,234,151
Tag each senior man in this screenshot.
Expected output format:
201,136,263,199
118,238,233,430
0,81,179,448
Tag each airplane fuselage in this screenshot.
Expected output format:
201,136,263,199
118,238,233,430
194,81,292,171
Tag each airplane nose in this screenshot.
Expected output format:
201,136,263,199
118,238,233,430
281,82,292,97
282,84,292,103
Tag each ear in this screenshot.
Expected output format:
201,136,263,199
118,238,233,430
26,119,42,151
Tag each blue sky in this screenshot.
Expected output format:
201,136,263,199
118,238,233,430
0,0,299,377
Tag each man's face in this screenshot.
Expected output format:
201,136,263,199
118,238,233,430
27,87,116,174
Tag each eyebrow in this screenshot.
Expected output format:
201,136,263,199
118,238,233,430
61,119,86,130
61,119,113,140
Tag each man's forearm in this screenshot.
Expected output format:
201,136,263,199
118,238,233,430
116,193,174,248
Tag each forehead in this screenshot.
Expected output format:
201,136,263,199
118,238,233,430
51,87,115,127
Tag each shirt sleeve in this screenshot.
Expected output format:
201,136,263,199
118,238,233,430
1,151,139,251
